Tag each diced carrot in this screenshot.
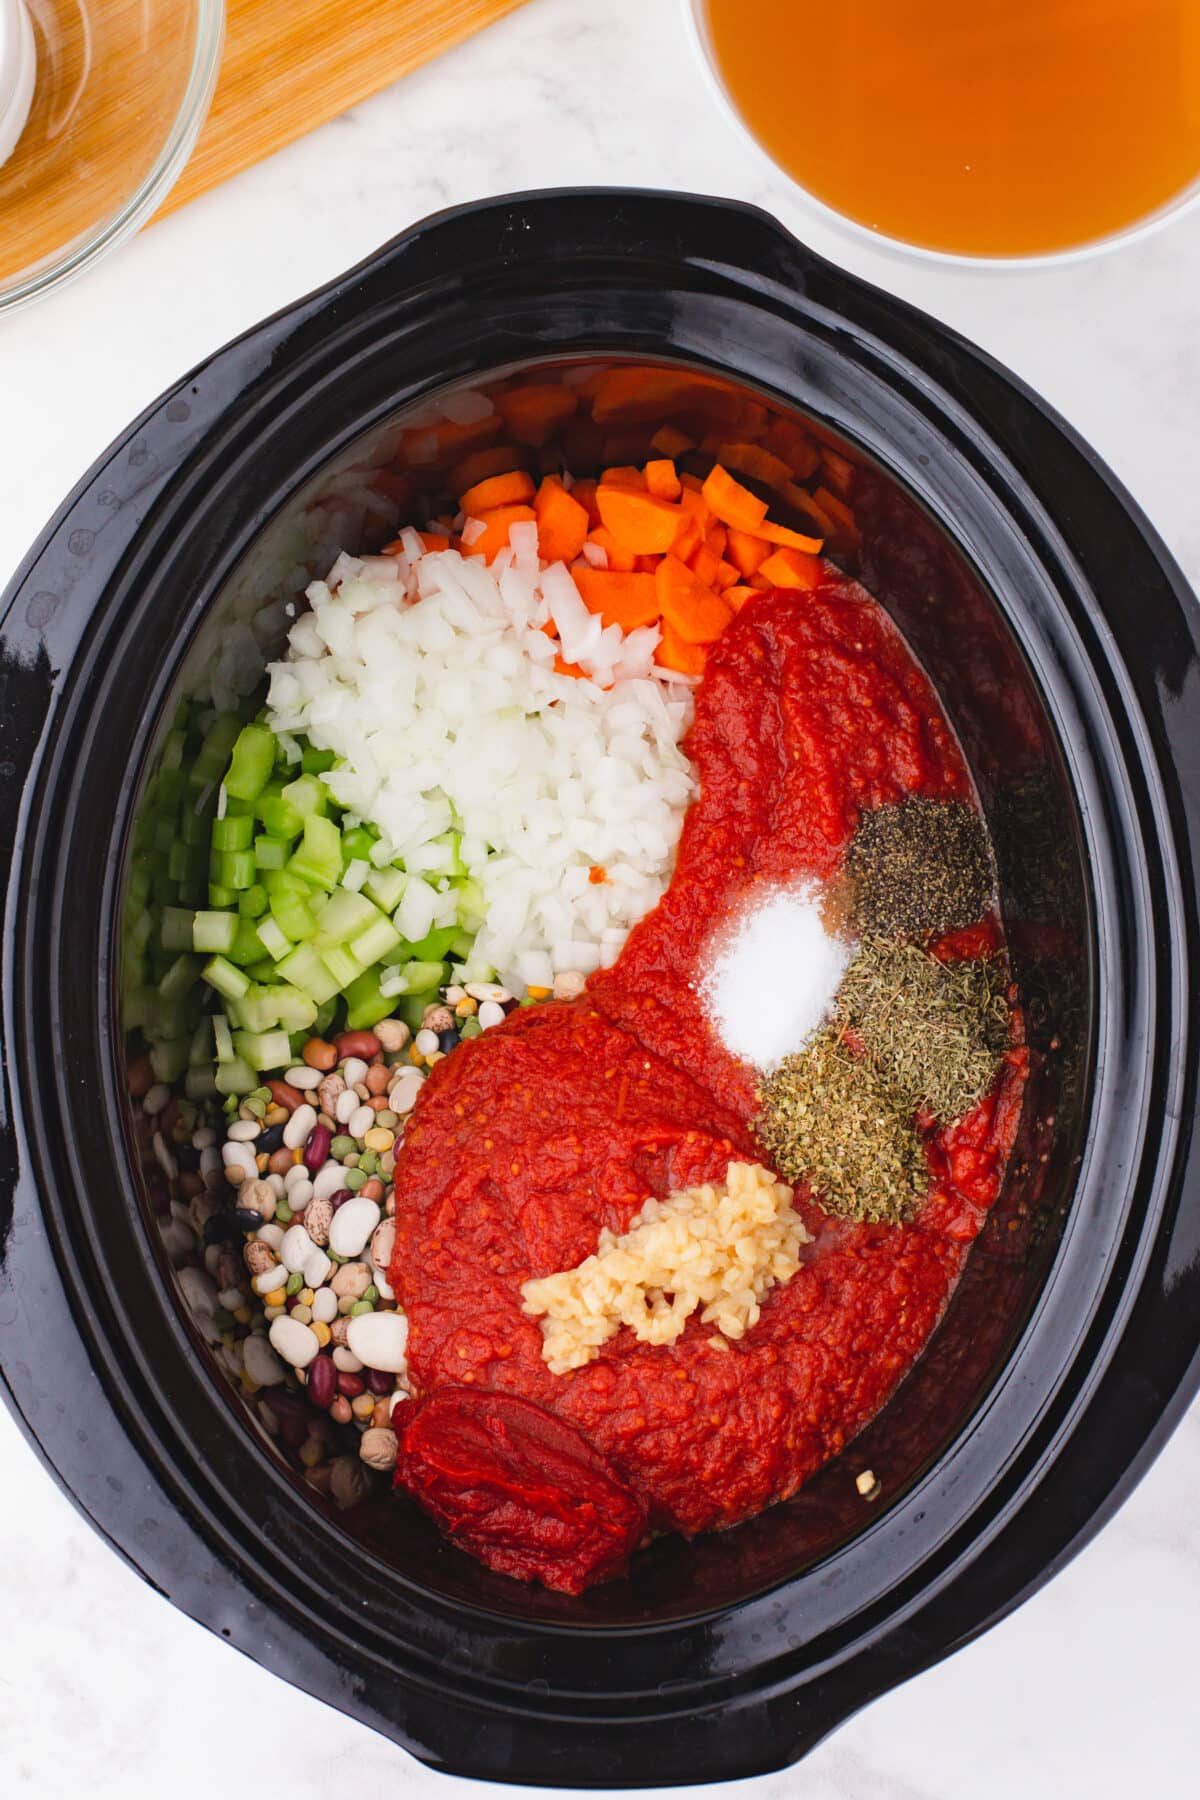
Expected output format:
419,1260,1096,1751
590,367,727,425
570,478,601,528
589,865,608,884
725,527,771,578
713,559,740,591
688,543,721,587
704,523,728,558
655,554,734,644
812,485,859,538
758,547,823,590
554,654,589,678
716,441,794,491
758,519,824,552
573,569,660,632
447,444,529,495
657,621,708,676
534,476,589,565
724,585,760,612
760,418,821,480
459,470,536,516
702,464,770,532
635,554,660,574
782,483,836,537
596,486,685,555
679,485,712,527
818,447,856,497
495,384,578,447
644,458,682,501
601,465,647,491
587,527,636,573
419,532,451,553
680,472,705,493
650,425,694,457
468,504,537,563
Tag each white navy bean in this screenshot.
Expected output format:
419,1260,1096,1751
143,1083,171,1115
335,1088,359,1125
217,1285,245,1311
346,1310,409,1372
303,1248,333,1290
341,1057,369,1088
200,1147,223,1178
284,1066,322,1091
256,1222,285,1252
227,1119,261,1142
414,1029,439,1056
477,1001,505,1030
372,1264,396,1302
332,1346,364,1374
312,1162,346,1203
266,1173,287,1199
283,1103,317,1149
253,1265,285,1295
311,1287,339,1324
178,1268,217,1316
389,1070,424,1116
347,1104,374,1141
243,1334,286,1387
268,1316,319,1369
328,1197,381,1259
280,1224,315,1273
221,1141,256,1177
192,1126,217,1149
153,1132,179,1180
284,1161,311,1192
466,983,511,1004
287,1179,313,1213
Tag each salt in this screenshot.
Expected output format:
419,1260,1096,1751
702,885,852,1070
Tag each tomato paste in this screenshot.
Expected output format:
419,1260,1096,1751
390,579,1026,1591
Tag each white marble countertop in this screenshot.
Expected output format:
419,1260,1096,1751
2,1,1198,1794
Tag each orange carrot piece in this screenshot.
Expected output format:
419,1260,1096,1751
760,419,821,480
716,441,794,491
468,504,537,563
587,527,637,573
644,458,682,501
812,485,859,538
590,367,726,425
702,464,770,532
724,585,760,612
657,620,708,676
713,559,740,591
600,464,647,491
448,444,529,495
554,653,590,679
781,483,836,537
758,519,824,553
818,447,856,497
679,485,712,526
679,472,705,493
655,554,734,645
570,478,601,528
758,547,823,590
725,527,771,578
573,569,661,632
494,384,578,447
385,531,450,554
595,486,685,555
534,476,589,565
688,543,722,588
704,522,728,557
650,425,695,457
459,470,536,516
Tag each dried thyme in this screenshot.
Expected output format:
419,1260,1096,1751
846,797,993,941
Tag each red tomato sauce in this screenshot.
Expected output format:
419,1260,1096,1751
390,578,1028,1592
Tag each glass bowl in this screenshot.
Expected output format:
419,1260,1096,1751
0,0,224,313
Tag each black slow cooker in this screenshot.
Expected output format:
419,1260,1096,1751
2,190,1199,1786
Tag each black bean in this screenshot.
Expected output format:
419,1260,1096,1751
203,1211,238,1246
437,1028,460,1055
257,1123,286,1154
234,1207,267,1233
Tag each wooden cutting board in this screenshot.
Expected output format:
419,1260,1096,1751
158,0,531,219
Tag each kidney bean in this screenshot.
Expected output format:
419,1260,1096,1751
365,1367,393,1396
335,1029,381,1062
127,1053,155,1098
307,1354,336,1410
359,1178,384,1203
302,1037,339,1072
336,1371,365,1399
303,1124,331,1174
267,1079,304,1113
329,1189,352,1210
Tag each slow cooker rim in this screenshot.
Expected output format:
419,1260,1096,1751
2,189,1198,1784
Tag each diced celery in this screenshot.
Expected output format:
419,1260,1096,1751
362,866,407,912
238,883,269,919
314,888,379,946
208,883,237,908
214,1056,258,1096
211,814,254,852
269,884,318,942
192,910,238,954
405,832,464,879
253,835,291,871
156,767,186,811
281,773,327,820
402,925,459,964
313,997,338,1038
234,1029,292,1072
152,816,176,855
257,916,291,961
158,955,202,1000
301,744,336,776
277,943,341,1005
257,787,305,839
319,944,362,990
288,813,342,891
266,984,318,1033
350,915,402,969
341,859,370,894
168,841,205,884
185,1066,218,1100
160,906,196,953
160,728,186,773
181,799,215,846
125,909,154,958
231,918,267,966
188,1014,213,1066
397,990,440,1032
213,1013,235,1063
190,714,241,789
390,959,449,996
149,1037,190,1083
235,986,279,1034
202,954,250,1001
455,878,487,931
210,848,257,891
245,959,278,984
341,825,377,864
342,968,396,1032
449,931,475,961
127,860,152,910
224,724,277,803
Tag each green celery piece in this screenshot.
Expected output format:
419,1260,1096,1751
188,1014,213,1066
350,915,402,970
158,955,202,1001
264,984,318,1033
210,848,257,891
203,954,251,1001
160,729,186,773
238,883,269,919
181,798,215,846
397,990,439,1033
211,813,254,852
192,910,238,954
402,925,459,964
341,825,378,864
288,813,342,891
343,967,397,1032
230,918,267,966
449,931,475,961
319,943,362,989
281,773,327,820
190,714,241,789
269,884,317,942
160,907,195,953
149,1037,190,1084
312,996,338,1038
214,1056,258,1096
455,878,487,931
167,840,204,884
253,835,291,871
393,959,449,995
234,1028,292,1072
257,787,305,839
127,859,152,910
277,943,342,1006
256,916,291,962
235,986,279,1034
314,888,380,946
184,1066,218,1101
362,866,407,913
224,724,277,803
245,958,278,984
301,744,337,776
207,883,237,909
213,1014,235,1063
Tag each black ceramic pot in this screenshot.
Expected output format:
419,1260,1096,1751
2,190,1199,1787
